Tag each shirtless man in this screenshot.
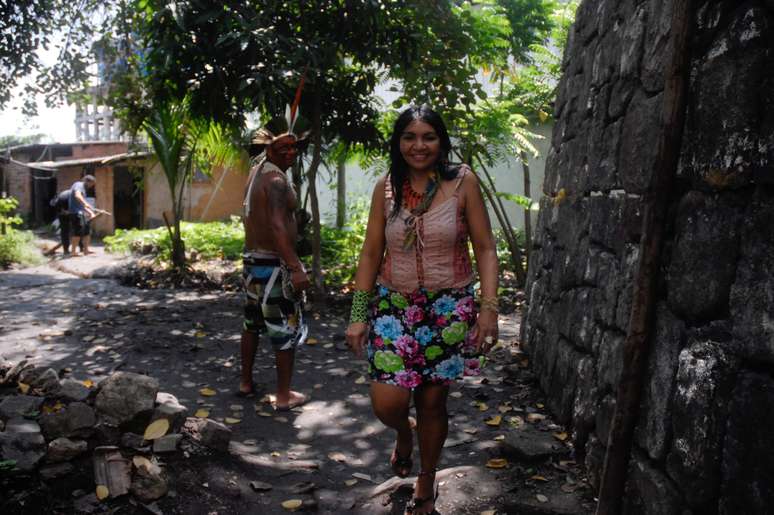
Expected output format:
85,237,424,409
239,132,311,410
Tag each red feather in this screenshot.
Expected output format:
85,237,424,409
289,73,306,126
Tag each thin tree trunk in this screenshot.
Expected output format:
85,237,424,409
595,1,694,514
336,154,346,229
521,151,532,266
474,157,526,285
306,88,325,292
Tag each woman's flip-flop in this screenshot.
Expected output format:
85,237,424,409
390,447,413,478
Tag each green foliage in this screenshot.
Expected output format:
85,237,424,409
104,217,245,261
0,0,107,115
316,197,370,285
0,133,48,149
0,197,22,228
0,230,44,268
493,228,525,272
495,191,532,209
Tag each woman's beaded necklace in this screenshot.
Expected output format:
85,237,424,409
401,171,439,250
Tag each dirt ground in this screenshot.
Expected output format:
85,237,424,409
0,245,594,514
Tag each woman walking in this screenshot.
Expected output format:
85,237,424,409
345,105,500,514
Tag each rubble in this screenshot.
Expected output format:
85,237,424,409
0,361,226,508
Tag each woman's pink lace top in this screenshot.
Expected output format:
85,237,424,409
377,165,474,293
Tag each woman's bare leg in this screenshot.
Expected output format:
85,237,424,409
411,383,449,513
370,382,413,474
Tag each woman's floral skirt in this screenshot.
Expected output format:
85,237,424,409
366,283,486,389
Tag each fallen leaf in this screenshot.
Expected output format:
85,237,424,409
344,479,358,487
195,331,206,338
497,405,513,414
485,415,502,427
450,392,463,398
485,458,508,469
82,379,94,388
313,384,323,389
42,401,65,414
477,402,489,412
96,485,109,500
143,419,170,440
480,511,496,515
281,499,303,511
536,494,548,503
230,404,244,411
323,343,334,349
225,417,241,425
271,451,282,457
553,432,569,442
199,387,217,397
194,409,209,418
306,338,318,345
17,382,30,394
257,411,272,417
354,376,367,385
530,475,549,482
133,456,151,470
526,413,545,423
493,435,505,441
352,472,373,482
275,416,288,423
463,428,478,435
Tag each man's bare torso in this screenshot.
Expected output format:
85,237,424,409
244,163,298,252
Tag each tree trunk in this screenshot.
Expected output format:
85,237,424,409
521,151,532,266
474,157,526,285
306,88,325,292
595,1,694,514
336,154,346,229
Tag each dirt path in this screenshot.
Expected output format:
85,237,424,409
0,253,593,514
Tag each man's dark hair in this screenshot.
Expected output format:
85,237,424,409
83,174,96,183
388,105,457,219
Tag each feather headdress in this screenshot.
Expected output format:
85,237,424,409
250,75,309,152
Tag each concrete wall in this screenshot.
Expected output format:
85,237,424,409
523,1,774,514
143,162,247,229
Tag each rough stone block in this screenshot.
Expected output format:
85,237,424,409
618,90,663,193
183,418,232,451
678,6,771,191
572,356,597,451
94,372,159,427
152,434,183,453
596,331,625,392
39,402,96,440
39,462,74,481
635,304,684,461
624,453,683,515
667,191,743,321
730,188,774,364
666,340,738,509
0,420,46,472
500,429,569,463
47,437,88,463
0,395,44,421
718,371,774,514
55,379,91,402
547,340,583,424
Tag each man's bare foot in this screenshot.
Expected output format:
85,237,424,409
83,250,95,255
70,252,80,257
269,391,308,411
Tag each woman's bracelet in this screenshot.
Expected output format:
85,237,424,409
350,289,371,324
479,296,499,314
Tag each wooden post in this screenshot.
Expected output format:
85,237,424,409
595,1,694,514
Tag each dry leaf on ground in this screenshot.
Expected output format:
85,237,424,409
95,485,109,500
143,419,170,440
485,415,502,427
199,387,216,397
195,409,210,418
485,458,508,469
281,499,303,511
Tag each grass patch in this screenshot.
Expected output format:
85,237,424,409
0,229,45,268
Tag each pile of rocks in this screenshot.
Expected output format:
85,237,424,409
0,361,233,508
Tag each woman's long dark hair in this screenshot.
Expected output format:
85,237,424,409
389,106,458,219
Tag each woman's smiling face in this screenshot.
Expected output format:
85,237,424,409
399,119,441,173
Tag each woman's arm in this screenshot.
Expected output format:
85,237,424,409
462,171,500,352
346,177,387,357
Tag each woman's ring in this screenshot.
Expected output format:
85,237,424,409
484,336,494,344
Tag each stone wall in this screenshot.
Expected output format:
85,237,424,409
522,1,774,513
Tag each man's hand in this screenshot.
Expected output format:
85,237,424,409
345,322,369,358
290,268,311,292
